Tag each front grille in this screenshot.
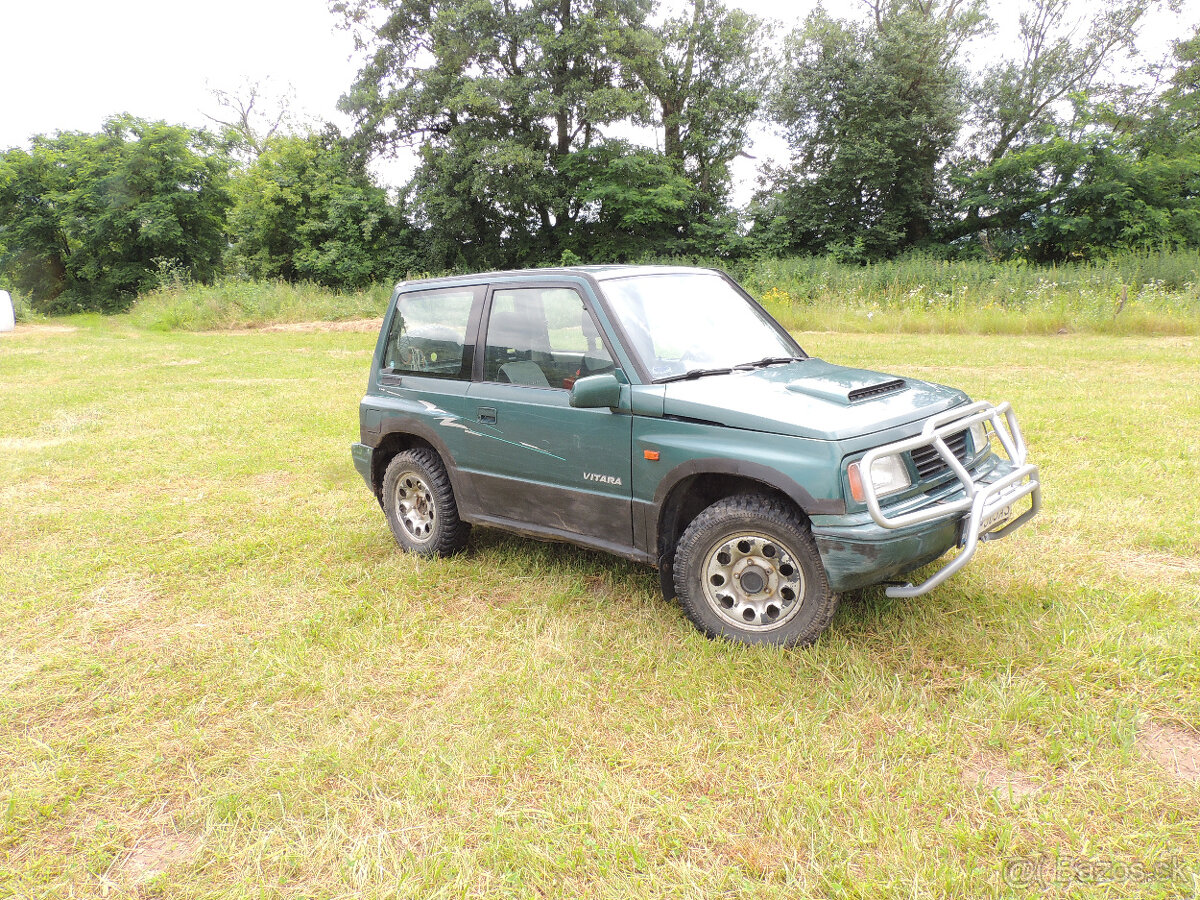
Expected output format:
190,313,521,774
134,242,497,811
909,430,969,480
848,379,906,402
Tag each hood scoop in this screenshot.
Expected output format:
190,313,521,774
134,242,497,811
786,376,908,405
848,378,907,402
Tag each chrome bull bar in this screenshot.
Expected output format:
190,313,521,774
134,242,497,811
859,401,1041,599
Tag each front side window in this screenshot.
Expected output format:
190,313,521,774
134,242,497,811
383,288,476,379
484,288,614,388
600,272,800,381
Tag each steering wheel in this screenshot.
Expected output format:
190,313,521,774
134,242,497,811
396,342,427,370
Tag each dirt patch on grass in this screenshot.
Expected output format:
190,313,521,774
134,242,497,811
263,318,382,333
716,834,806,881
1138,722,1200,783
1,324,79,336
209,318,383,335
0,479,56,502
962,755,1042,799
251,470,299,490
114,831,201,883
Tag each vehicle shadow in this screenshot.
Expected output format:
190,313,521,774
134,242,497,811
461,527,991,653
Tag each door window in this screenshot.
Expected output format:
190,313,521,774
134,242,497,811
483,288,614,388
383,288,476,379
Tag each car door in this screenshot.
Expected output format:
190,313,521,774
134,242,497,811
463,283,634,547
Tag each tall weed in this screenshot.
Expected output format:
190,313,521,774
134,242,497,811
129,279,393,331
738,250,1200,335
125,249,1199,335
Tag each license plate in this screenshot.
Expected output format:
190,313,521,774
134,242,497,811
981,503,1012,533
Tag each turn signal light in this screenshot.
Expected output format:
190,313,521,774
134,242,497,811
848,462,865,503
643,449,660,461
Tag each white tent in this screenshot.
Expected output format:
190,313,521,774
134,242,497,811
0,290,14,332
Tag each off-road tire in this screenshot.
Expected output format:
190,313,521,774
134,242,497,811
382,449,471,557
673,493,838,648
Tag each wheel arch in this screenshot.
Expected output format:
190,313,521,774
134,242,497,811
370,421,466,509
652,459,843,599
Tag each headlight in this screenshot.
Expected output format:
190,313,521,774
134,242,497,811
848,453,912,503
969,421,989,455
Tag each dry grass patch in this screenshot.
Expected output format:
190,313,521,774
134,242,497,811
0,436,69,451
962,754,1043,800
1112,550,1200,580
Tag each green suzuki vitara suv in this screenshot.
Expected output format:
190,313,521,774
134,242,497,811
353,266,1040,647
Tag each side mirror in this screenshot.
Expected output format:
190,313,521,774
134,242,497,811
569,372,622,409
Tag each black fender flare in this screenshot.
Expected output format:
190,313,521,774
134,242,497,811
647,458,843,600
651,457,845,520
369,415,474,511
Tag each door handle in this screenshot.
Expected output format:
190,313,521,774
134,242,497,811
478,407,497,425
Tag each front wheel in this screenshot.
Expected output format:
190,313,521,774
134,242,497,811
673,494,838,648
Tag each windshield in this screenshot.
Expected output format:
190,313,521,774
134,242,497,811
599,272,801,381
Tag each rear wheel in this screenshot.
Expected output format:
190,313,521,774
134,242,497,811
382,448,470,556
673,494,837,647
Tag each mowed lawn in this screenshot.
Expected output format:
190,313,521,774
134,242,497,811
1,318,1197,898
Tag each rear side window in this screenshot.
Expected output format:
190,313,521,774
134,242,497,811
383,288,476,379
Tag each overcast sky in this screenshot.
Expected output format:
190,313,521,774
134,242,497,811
3,0,1196,203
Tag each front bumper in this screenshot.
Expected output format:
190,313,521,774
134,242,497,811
813,401,1041,597
812,515,963,593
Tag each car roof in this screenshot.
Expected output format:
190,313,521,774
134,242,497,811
394,264,722,291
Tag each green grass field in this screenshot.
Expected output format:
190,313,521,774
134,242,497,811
1,318,1198,898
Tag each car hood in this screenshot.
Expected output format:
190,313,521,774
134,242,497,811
660,358,969,441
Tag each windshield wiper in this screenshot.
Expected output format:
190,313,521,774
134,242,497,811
733,356,804,371
654,367,733,384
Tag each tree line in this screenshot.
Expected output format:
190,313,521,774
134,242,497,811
2,0,1197,313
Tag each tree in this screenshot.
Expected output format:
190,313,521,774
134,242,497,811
333,0,771,264
1135,27,1200,156
939,0,1152,246
626,0,768,225
226,131,415,288
753,0,984,260
947,26,1200,259
558,140,696,260
0,141,68,303
0,116,231,312
334,0,652,267
204,79,299,161
970,0,1150,164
